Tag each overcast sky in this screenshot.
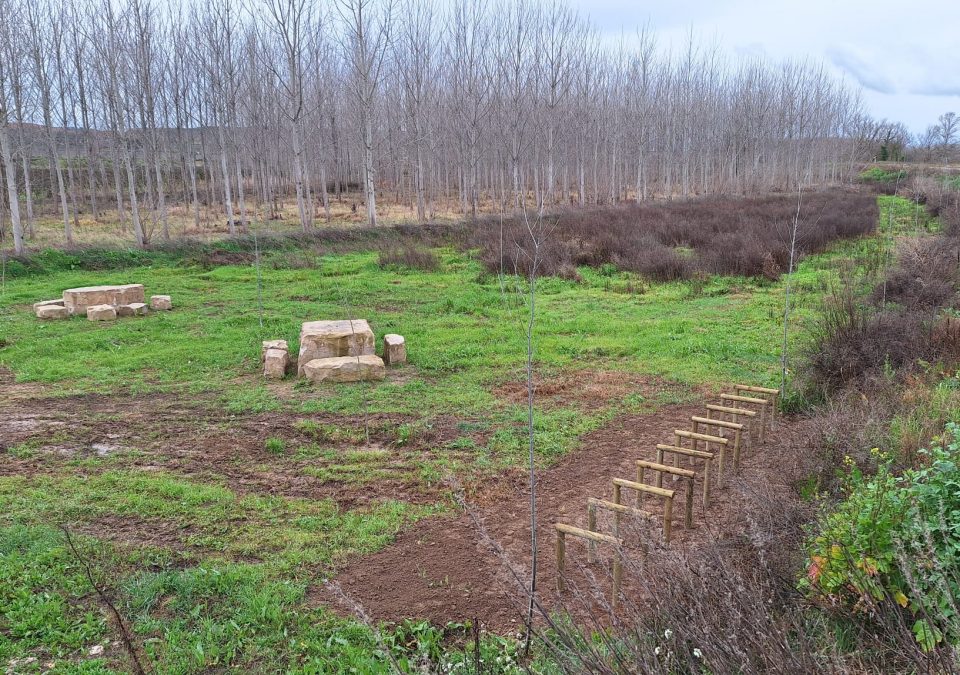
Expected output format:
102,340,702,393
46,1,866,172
569,0,960,136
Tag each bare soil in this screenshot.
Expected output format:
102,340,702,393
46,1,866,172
318,401,810,633
0,388,444,509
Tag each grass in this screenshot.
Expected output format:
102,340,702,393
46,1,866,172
1,248,824,396
878,194,938,235
0,471,431,571
0,198,892,671
0,244,846,476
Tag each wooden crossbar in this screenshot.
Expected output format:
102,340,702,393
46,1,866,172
635,459,695,477
675,429,728,444
656,443,713,509
692,416,743,473
705,404,756,417
612,478,674,543
635,461,695,529
556,522,621,545
555,523,624,606
612,477,674,498
720,393,767,405
691,416,742,431
655,443,713,459
735,385,779,395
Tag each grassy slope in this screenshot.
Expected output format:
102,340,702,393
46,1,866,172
0,202,897,673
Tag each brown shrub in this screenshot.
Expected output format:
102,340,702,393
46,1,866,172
471,189,877,281
873,237,960,309
762,251,782,280
377,245,440,271
931,315,960,362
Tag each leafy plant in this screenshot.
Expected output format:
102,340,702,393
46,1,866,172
859,167,907,184
805,422,960,650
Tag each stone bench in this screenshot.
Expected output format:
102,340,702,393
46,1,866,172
63,284,144,315
298,320,374,375
302,355,386,383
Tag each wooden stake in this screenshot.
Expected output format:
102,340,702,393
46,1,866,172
612,557,622,610
587,501,597,563
556,528,565,592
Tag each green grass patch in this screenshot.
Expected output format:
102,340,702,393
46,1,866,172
0,471,430,571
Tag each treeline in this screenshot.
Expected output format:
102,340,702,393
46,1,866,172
0,0,876,253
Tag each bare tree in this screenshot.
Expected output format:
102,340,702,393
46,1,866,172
336,0,393,227
0,0,25,255
0,0,871,248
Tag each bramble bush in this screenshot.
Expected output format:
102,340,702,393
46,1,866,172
859,167,908,184
805,421,960,651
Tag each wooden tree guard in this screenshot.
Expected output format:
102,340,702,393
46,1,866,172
555,523,624,607
705,403,757,450
674,429,729,487
720,393,771,443
612,477,674,544
691,416,744,471
656,443,713,508
635,460,695,529
586,497,656,561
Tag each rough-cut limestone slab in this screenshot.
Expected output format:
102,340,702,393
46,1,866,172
116,284,145,305
87,304,117,321
302,355,386,383
298,320,374,375
63,284,144,315
37,305,70,319
263,348,289,379
262,339,289,360
117,303,148,317
33,299,65,313
150,295,172,311
383,334,407,366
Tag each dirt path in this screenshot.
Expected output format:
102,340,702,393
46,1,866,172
1,375,809,634
319,401,805,633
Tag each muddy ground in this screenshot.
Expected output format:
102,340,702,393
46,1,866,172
1,370,812,634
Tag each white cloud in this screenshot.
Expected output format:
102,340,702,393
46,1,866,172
565,0,960,133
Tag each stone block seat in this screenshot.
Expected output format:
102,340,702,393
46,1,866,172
302,355,386,383
297,319,375,375
63,284,144,315
383,334,407,365
87,304,117,321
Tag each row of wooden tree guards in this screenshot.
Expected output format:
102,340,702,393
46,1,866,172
554,384,781,608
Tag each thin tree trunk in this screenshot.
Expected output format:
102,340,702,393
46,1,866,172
0,125,24,255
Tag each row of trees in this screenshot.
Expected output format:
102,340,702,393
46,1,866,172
912,112,960,163
1,0,875,253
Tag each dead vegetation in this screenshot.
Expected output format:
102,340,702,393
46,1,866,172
473,190,878,281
